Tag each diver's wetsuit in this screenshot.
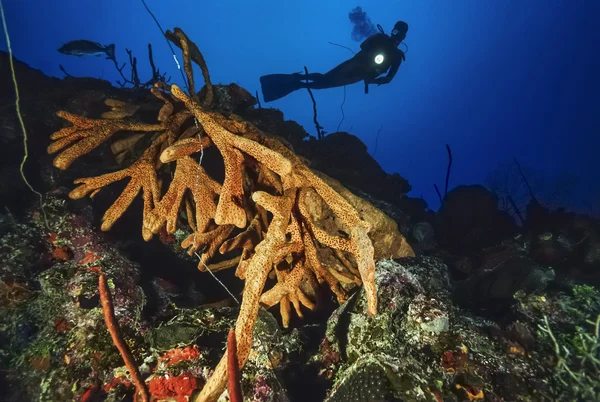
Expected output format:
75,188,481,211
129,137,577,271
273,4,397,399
303,33,405,89
260,32,405,102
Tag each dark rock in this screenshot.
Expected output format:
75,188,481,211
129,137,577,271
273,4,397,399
411,221,436,254
435,185,517,253
453,255,555,312
396,196,431,223
307,132,411,203
199,82,257,113
243,107,310,151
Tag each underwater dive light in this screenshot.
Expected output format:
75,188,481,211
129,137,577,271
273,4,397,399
374,54,384,64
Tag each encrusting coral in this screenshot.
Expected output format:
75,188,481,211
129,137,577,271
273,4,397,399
47,27,414,402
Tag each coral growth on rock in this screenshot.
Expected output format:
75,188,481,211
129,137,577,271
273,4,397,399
318,258,600,401
45,28,414,401
2,19,599,402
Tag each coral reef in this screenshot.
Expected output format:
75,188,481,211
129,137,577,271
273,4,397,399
44,28,413,401
0,191,149,401
1,21,599,402
0,189,300,401
317,258,600,401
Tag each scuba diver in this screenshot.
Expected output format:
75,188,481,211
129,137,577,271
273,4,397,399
260,21,408,103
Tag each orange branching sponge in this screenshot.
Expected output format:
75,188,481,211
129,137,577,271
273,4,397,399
165,27,213,107
48,28,414,402
70,133,166,241
227,328,243,402
168,82,391,400
101,99,140,120
259,259,317,328
98,273,150,402
47,110,162,170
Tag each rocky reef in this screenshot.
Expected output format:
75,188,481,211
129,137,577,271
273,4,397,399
1,28,599,402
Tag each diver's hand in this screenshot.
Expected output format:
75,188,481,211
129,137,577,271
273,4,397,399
373,77,391,86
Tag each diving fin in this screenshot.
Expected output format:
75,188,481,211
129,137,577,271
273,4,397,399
260,73,303,102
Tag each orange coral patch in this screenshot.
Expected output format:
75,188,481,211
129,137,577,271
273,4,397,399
52,246,73,261
79,252,100,265
159,345,201,366
148,373,199,402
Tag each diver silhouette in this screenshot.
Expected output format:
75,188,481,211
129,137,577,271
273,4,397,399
260,21,408,103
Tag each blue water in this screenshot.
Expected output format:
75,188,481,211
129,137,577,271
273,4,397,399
2,0,599,213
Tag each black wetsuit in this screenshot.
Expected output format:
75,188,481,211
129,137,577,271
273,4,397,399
301,33,405,89
259,32,405,102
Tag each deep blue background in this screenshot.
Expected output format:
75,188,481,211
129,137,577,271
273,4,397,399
2,0,599,214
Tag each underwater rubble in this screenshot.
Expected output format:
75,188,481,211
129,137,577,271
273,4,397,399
1,28,600,402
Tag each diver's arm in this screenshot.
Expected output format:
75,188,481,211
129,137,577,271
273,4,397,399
373,51,403,85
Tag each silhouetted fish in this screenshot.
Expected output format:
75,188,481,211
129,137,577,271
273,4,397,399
58,40,115,60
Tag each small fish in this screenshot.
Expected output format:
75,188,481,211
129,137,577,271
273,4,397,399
58,40,115,60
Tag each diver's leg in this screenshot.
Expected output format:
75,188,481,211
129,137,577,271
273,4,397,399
260,73,305,102
299,73,330,89
303,73,324,80
302,57,364,89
